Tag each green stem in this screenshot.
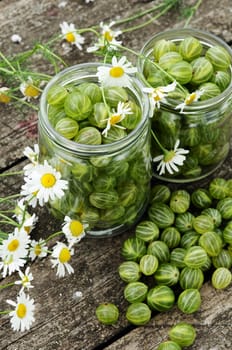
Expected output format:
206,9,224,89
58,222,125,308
0,171,23,177
0,282,15,290
0,194,21,203
121,0,179,33
0,213,19,226
10,94,39,111
114,2,166,26
151,129,167,153
184,0,203,27
0,310,11,315
0,51,17,73
44,231,63,243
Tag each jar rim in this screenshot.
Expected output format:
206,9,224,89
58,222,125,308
138,27,232,113
39,62,151,155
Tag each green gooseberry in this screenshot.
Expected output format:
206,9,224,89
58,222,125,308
191,57,214,84
96,303,119,325
167,60,193,84
64,91,92,120
169,322,196,346
74,126,102,145
121,237,147,261
102,126,127,144
135,220,159,242
77,82,102,103
126,302,151,326
206,45,231,70
169,190,190,214
55,117,79,139
157,341,181,350
192,214,214,234
120,100,141,130
104,86,128,107
46,84,68,106
124,282,148,303
211,70,231,91
199,231,223,257
177,289,201,314
209,177,228,199
118,261,141,283
198,82,221,100
158,51,183,71
211,267,232,289
139,254,159,275
179,36,203,61
89,102,108,129
175,212,195,233
153,39,177,61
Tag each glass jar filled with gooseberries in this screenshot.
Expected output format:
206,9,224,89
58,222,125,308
39,63,152,237
138,28,232,182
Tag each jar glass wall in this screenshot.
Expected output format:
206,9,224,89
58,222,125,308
138,28,232,183
39,63,152,237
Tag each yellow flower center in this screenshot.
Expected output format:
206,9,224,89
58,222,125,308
40,173,56,188
186,92,197,105
0,93,11,104
22,275,29,285
65,32,75,43
69,220,84,237
24,85,40,98
16,303,27,319
34,244,42,256
109,66,124,78
8,239,19,252
163,150,175,163
110,114,121,125
104,31,113,42
59,247,71,263
24,226,31,234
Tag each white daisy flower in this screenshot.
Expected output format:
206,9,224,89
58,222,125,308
85,0,94,3
11,34,22,43
29,239,48,261
62,216,87,246
51,242,74,278
60,21,85,50
15,267,34,292
21,160,68,207
102,101,132,137
87,21,121,53
175,90,204,113
143,81,177,110
153,139,189,176
96,56,137,88
0,228,30,261
20,77,40,101
19,213,38,235
0,256,27,278
23,144,39,175
0,87,11,103
7,292,35,332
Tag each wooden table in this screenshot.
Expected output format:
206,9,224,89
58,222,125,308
0,0,231,349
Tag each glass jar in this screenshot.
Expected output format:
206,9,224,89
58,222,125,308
39,63,152,237
137,28,232,183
